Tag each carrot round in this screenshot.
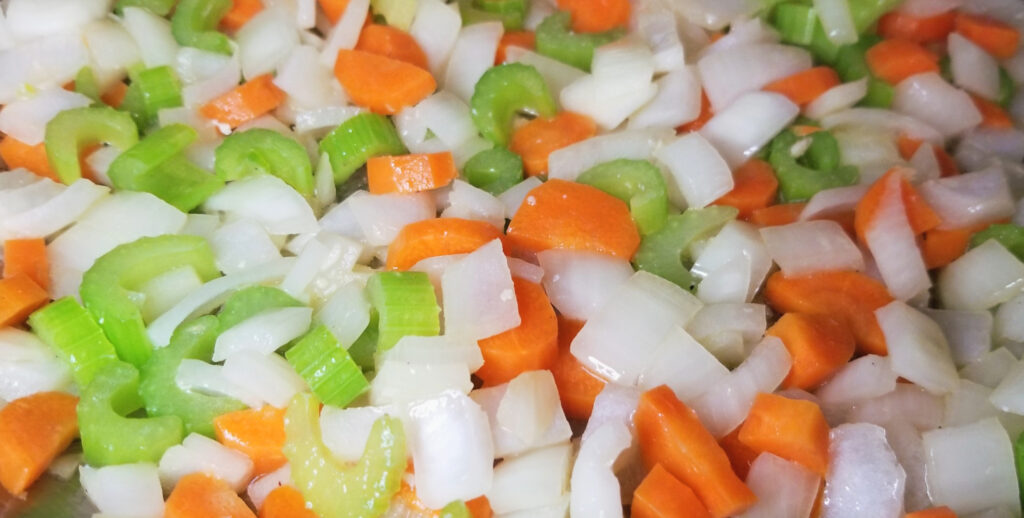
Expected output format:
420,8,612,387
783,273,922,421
971,94,1015,129
476,278,558,386
366,152,457,194
763,66,841,106
4,239,49,291
854,168,941,244
0,274,50,328
0,392,78,495
199,75,286,129
737,393,830,478
550,317,605,420
165,472,256,518
635,385,756,518
877,11,956,43
865,39,940,85
213,406,287,476
555,0,630,33
496,31,536,65
385,218,505,271
506,179,641,260
221,0,264,32
955,12,1021,59
509,111,596,177
333,49,436,115
0,137,59,182
259,486,316,518
766,313,856,390
748,202,806,227
632,463,712,518
906,507,958,518
356,24,429,70
712,159,779,219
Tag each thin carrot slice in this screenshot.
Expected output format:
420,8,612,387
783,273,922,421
165,472,256,518
906,507,958,518
199,75,286,129
385,218,505,271
678,91,712,133
506,179,641,260
865,39,940,85
555,0,630,33
550,317,605,420
971,94,1015,129
635,386,756,518
0,274,49,328
766,313,856,390
763,66,841,106
259,486,317,518
333,49,436,115
318,0,350,23
737,393,830,477
748,203,807,227
718,428,759,480
955,12,1021,59
632,463,712,518
356,24,429,70
712,159,779,219
509,112,596,177
366,152,458,194
854,168,941,244
0,392,78,495
496,31,536,64
0,137,59,182
221,0,264,32
476,278,558,386
877,11,957,43
213,406,287,476
4,239,49,291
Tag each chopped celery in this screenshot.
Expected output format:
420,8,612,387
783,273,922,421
139,315,245,436
633,206,739,291
535,11,624,72
27,297,118,387
116,0,178,16
849,0,903,34
1016,431,1024,509
366,272,440,352
772,3,817,46
218,285,304,332
74,67,102,103
171,0,233,55
215,129,315,196
998,67,1015,108
319,113,407,184
577,159,669,235
471,63,557,146
370,0,419,30
284,393,406,518
970,224,1024,262
44,106,139,184
833,35,892,107
440,501,472,518
348,311,379,371
463,147,524,195
80,235,221,366
458,0,527,30
132,66,183,126
286,325,369,408
769,129,859,202
78,361,184,466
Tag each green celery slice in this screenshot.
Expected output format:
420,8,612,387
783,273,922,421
28,297,119,387
286,325,369,408
44,106,139,184
218,285,304,332
633,206,739,291
366,272,440,352
171,0,233,55
970,224,1024,262
577,159,669,235
769,129,859,202
458,0,527,30
319,113,407,184
440,501,472,518
535,11,624,72
215,128,315,196
463,147,523,195
470,63,557,146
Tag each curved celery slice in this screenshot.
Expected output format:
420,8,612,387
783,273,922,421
215,129,315,196
126,65,183,128
78,361,184,466
80,235,221,366
535,11,624,72
458,0,526,30
171,0,232,55
470,63,557,146
284,392,406,518
633,206,739,291
285,325,368,408
769,129,858,202
116,0,177,16
577,159,669,235
218,285,304,332
463,147,523,195
139,315,245,437
440,501,472,518
366,272,440,352
970,224,1024,262
74,67,102,103
44,106,139,184
319,113,407,184
28,297,118,387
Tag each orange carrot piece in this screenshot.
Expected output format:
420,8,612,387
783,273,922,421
748,203,807,227
906,507,958,518
877,11,957,43
0,392,78,496
259,486,316,518
555,0,630,33
101,81,129,109
764,270,893,356
4,239,49,291
0,137,59,182
712,159,779,219
356,24,429,70
0,274,49,328
550,317,605,420
385,218,505,271
921,222,995,270
854,168,942,243
791,124,823,137
971,94,1015,129
955,12,1021,59
318,0,351,23
506,179,641,260
165,472,257,518
199,75,286,129
496,31,536,64
466,496,493,518
333,49,436,115
476,278,558,386
367,152,457,194
509,112,596,177
865,39,940,85
221,0,264,32
767,313,855,390
718,428,759,480
632,463,713,518
737,393,830,477
763,66,841,106
213,406,287,476
678,91,712,133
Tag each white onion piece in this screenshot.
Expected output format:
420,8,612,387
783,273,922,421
396,91,477,150
444,22,503,102
628,66,703,130
6,0,106,41
84,19,140,79
923,418,1020,516
0,179,109,240
893,73,982,139
804,78,869,120
685,303,767,366
471,385,572,459
697,43,811,111
583,384,639,441
958,129,1024,165
139,266,204,323
320,406,391,463
370,361,473,404
761,220,864,276
279,238,329,301
203,175,318,236
0,179,64,219
919,167,1015,229
247,464,291,510
158,433,254,493
0,354,72,403
441,180,506,229
815,0,858,45
960,348,1018,388
0,88,92,145
864,172,931,301
698,16,779,58
990,358,1024,415
175,359,263,408
634,11,685,73
908,141,941,182
692,221,772,303
0,170,42,191
879,420,930,513
0,329,59,361
570,422,630,518
637,326,728,403
700,91,800,168
441,239,520,340
488,443,572,514
821,108,943,145
0,12,11,52
347,192,435,246
496,371,561,447
274,45,342,110
498,176,543,218
996,294,1024,348
380,335,484,372
560,40,658,131
121,7,178,68
946,379,1024,438
507,258,544,283
0,33,89,105
409,0,462,75
548,128,673,182
822,423,906,518
938,239,1024,311
800,184,869,221
847,383,945,430
175,47,231,86
815,355,897,406
80,464,164,518
222,351,307,408
876,301,959,395
407,391,494,509
213,307,312,362
209,219,282,275
654,132,734,208
319,0,370,65
898,0,962,15
922,308,994,367
537,250,634,321
315,281,370,347
949,33,1001,101
505,46,586,101
737,453,820,518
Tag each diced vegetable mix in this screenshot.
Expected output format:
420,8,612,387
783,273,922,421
1,0,1024,517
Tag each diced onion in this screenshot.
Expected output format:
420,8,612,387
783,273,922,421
213,307,313,362
247,464,291,510
804,78,869,120
560,40,658,131
320,406,391,463
922,418,1020,515
738,453,820,518
760,220,864,276
949,33,1001,101
876,301,960,395
569,422,631,517
80,463,165,518
815,355,897,406
471,380,573,458
938,240,1024,311
442,239,520,340
0,87,92,145
319,0,370,65
537,250,634,321
444,22,503,102
628,66,703,130
209,219,283,276
636,326,728,403
800,185,869,221
864,172,931,301
696,43,811,111
823,423,906,518
918,167,1015,230
158,433,254,493
121,7,178,68
505,46,586,102
222,351,307,408
488,443,572,515
922,308,994,367
654,132,734,208
821,108,943,145
408,0,462,75
548,128,673,182
347,192,436,246
990,358,1024,415
892,73,982,139
700,91,800,168
692,221,773,303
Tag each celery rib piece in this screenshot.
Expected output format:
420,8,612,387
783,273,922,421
366,272,440,352
319,113,407,184
28,297,119,387
286,326,369,408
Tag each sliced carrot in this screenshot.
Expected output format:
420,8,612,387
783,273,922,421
165,472,257,518
791,125,823,137
865,39,940,85
3,239,49,291
199,75,286,129
506,179,641,260
712,158,779,219
763,66,841,106
635,385,757,518
748,202,807,227
509,111,596,177
971,94,1015,129
465,496,493,518
877,11,957,43
718,428,759,480
632,463,712,518
896,135,959,177
367,152,457,194
906,507,958,518
476,278,558,386
356,24,429,70
764,270,893,356
333,49,436,115
101,81,129,109
385,218,505,271
854,168,942,244
213,406,287,476
0,137,59,182
555,0,630,33
955,12,1021,59
737,393,830,477
318,0,350,24
259,486,316,518
0,392,78,495
550,317,605,420
0,274,49,328
221,0,264,32
496,31,536,64
767,313,856,390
